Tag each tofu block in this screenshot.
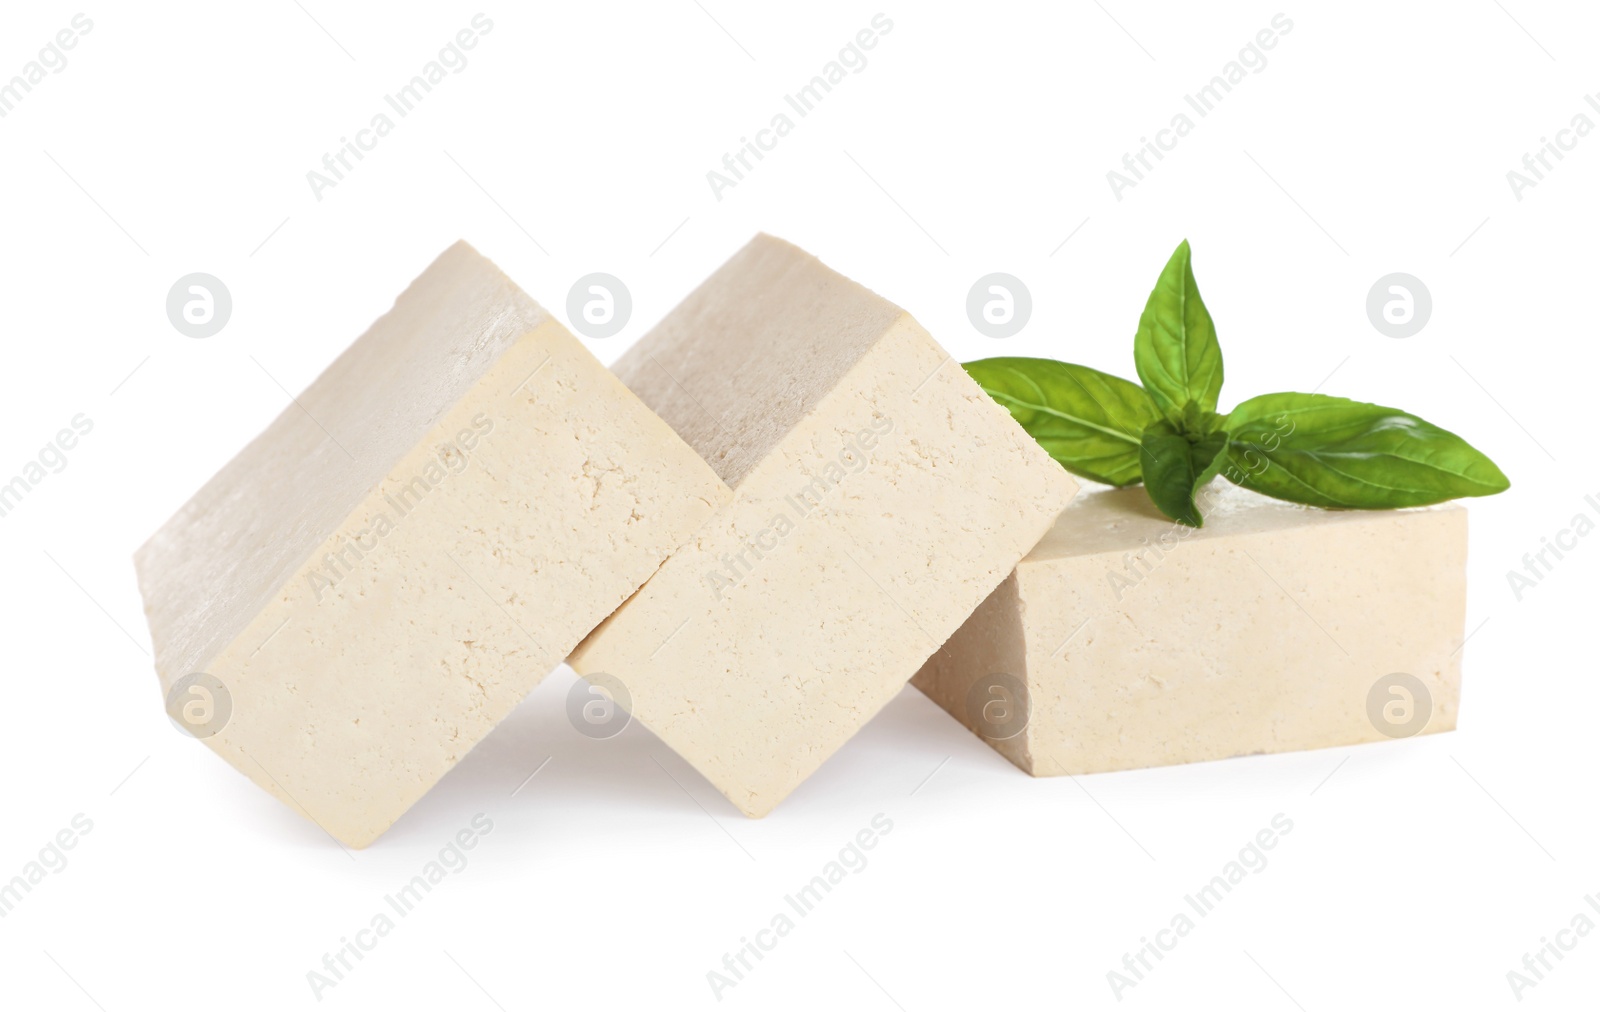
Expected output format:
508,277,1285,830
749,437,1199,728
135,242,729,847
913,481,1467,775
569,234,1077,816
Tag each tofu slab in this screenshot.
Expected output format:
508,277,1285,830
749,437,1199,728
913,481,1467,775
135,242,728,847
569,234,1077,816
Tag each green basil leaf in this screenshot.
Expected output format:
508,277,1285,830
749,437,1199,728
1181,401,1227,437
1139,419,1228,527
964,357,1161,486
1134,240,1224,422
1222,392,1511,508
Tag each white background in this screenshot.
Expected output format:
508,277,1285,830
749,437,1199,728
1,2,1595,1009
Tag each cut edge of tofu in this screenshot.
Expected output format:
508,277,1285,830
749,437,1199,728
134,240,546,692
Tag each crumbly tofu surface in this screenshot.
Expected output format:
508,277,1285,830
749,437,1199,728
570,234,1076,816
913,481,1467,775
135,242,729,847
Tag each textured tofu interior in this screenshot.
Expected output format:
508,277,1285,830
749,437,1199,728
610,233,904,489
135,242,545,690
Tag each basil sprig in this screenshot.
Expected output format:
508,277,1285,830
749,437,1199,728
967,240,1510,526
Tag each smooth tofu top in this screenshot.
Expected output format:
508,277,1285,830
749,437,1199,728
135,241,549,686
610,233,906,489
1025,480,1461,563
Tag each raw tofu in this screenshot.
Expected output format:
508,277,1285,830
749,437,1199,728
913,481,1467,775
134,242,729,847
569,234,1076,816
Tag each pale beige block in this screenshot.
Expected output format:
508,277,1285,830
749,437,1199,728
135,242,728,847
570,234,1077,816
913,481,1467,775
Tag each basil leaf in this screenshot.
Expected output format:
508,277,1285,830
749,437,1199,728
964,357,1161,486
1223,392,1511,508
1139,419,1228,527
1181,401,1226,437
1134,240,1224,422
